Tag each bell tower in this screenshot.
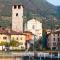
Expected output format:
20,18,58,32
12,5,23,32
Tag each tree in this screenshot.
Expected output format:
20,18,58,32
42,29,47,49
0,42,9,46
26,11,33,20
28,40,41,51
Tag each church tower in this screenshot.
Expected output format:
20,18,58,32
12,5,23,32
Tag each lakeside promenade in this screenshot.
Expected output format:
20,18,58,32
0,51,59,60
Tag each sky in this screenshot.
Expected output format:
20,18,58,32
47,0,60,6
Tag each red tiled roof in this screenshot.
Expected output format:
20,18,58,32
0,27,34,36
0,27,24,35
47,30,60,36
8,30,23,35
0,27,9,34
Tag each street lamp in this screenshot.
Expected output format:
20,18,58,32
33,34,38,60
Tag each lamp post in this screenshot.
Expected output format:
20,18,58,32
33,35,38,60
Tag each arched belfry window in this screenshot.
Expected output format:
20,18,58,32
18,5,21,9
16,13,18,16
14,5,17,9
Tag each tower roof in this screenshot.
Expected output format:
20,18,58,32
11,0,22,5
9,1,24,7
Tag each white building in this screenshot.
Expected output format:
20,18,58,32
12,5,23,32
24,18,42,39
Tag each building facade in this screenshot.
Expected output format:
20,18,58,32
24,18,42,39
12,5,23,32
10,31,26,50
0,27,26,50
0,28,10,43
47,31,60,50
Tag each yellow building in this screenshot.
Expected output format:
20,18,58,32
10,31,26,50
0,28,10,43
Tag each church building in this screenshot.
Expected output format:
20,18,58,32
24,18,42,39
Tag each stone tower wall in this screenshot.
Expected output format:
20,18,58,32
12,5,23,32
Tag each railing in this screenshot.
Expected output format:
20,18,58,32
0,52,60,60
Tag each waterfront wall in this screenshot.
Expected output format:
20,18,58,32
0,56,22,60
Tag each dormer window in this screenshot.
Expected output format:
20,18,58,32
14,5,17,9
18,5,21,9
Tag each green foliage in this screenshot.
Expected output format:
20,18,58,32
42,29,47,49
10,40,20,47
0,42,5,46
0,0,58,17
0,42,9,46
0,41,20,47
28,40,42,51
0,0,60,29
28,46,34,51
0,20,11,27
25,11,33,20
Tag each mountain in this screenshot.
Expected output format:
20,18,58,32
0,0,60,29
0,0,57,16
56,6,60,19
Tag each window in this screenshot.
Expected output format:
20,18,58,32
17,37,18,40
21,46,24,49
58,43,60,46
53,34,55,36
20,37,22,40
18,5,21,9
52,47,56,50
20,42,23,45
59,43,60,45
58,33,59,36
14,5,17,9
58,38,60,41
2,28,5,30
16,13,18,16
32,25,35,29
3,37,7,39
53,43,56,46
53,38,55,41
